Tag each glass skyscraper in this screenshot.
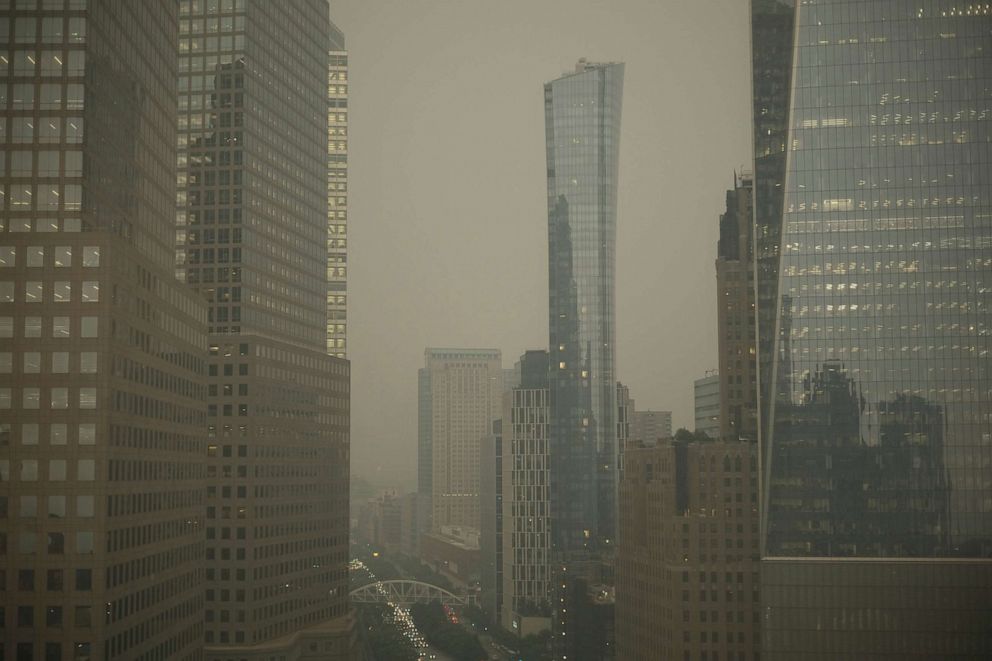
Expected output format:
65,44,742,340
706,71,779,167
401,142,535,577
546,58,624,555
545,58,624,661
754,2,992,657
176,1,353,657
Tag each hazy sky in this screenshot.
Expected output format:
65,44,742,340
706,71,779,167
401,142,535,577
333,0,752,490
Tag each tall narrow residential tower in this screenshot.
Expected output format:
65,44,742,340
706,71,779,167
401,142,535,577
545,58,624,660
175,1,353,657
753,1,992,657
1,3,208,659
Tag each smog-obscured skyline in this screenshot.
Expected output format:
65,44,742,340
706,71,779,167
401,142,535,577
335,0,751,489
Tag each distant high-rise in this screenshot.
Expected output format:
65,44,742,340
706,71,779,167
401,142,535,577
630,409,673,444
753,1,992,657
326,22,347,358
716,173,756,441
176,1,353,657
616,440,759,660
0,3,208,659
419,348,502,534
693,372,720,438
545,57,624,661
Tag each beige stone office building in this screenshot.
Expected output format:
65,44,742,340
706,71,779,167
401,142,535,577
419,348,502,535
1,2,208,659
616,441,760,661
175,1,353,657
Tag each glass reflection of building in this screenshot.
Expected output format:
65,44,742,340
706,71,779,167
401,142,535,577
545,58,624,661
754,1,992,658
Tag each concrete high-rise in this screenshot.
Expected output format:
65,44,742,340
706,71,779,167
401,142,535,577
1,3,208,659
326,22,347,358
752,1,992,657
175,1,353,657
630,409,673,445
418,348,502,535
545,57,624,660
716,173,756,441
616,441,760,660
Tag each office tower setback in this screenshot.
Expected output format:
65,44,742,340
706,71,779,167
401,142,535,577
694,371,720,438
716,173,757,441
630,409,673,444
753,1,992,658
616,441,760,661
1,2,208,659
326,22,347,358
418,348,502,535
545,57,624,660
176,1,353,658
500,350,552,633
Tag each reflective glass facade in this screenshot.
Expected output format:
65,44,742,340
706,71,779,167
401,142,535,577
755,1,992,657
545,60,624,554
765,0,991,562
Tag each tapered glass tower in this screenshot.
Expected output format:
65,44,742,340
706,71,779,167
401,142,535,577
546,58,624,555
546,58,624,661
754,2,992,657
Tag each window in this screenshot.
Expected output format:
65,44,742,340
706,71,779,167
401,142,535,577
76,496,93,517
54,316,71,337
23,388,40,409
54,246,71,266
27,246,44,267
23,352,40,373
75,569,91,591
47,569,63,591
77,459,95,480
25,317,41,337
19,495,37,517
49,459,66,480
80,352,97,373
79,388,96,409
54,281,71,302
21,459,39,480
50,424,67,445
78,424,95,445
52,352,69,373
81,281,98,302
47,533,64,555
80,317,97,338
25,281,43,302
50,388,68,409
48,495,66,518
22,424,39,445
82,247,99,266
75,532,93,554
